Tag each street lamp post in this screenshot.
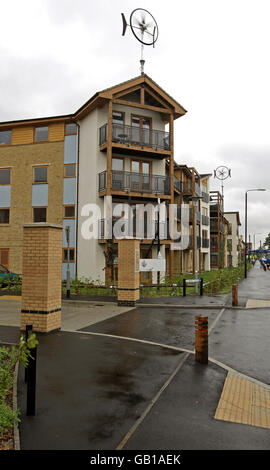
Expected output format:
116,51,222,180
244,189,266,278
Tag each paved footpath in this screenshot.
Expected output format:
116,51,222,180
0,262,270,450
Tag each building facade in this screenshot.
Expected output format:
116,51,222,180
0,74,214,283
224,211,241,267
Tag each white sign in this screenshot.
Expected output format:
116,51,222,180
185,278,200,283
139,258,166,272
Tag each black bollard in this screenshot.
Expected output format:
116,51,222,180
183,278,186,297
24,324,33,383
26,345,37,416
200,278,203,296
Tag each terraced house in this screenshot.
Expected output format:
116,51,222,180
0,74,211,283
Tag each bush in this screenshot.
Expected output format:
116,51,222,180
0,333,38,438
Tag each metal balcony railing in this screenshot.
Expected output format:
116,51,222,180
195,182,202,197
99,170,171,195
98,218,168,240
99,123,170,151
182,181,193,194
174,176,182,192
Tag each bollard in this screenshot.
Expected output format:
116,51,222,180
195,316,208,364
24,324,33,383
232,284,238,306
183,278,186,297
200,278,204,296
26,345,37,416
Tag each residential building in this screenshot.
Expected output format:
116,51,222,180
0,74,192,283
200,174,211,271
210,190,228,269
224,211,241,267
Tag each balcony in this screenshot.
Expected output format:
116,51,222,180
98,218,169,241
174,176,182,193
202,238,210,248
182,181,193,195
99,123,170,158
195,182,202,197
99,170,171,196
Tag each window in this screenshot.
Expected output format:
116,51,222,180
33,166,48,183
65,123,77,135
33,207,47,223
131,115,152,145
0,249,9,268
112,158,124,171
64,164,76,177
63,248,75,262
0,169,11,185
0,209,10,224
112,112,124,125
64,205,75,218
0,130,11,145
35,126,48,141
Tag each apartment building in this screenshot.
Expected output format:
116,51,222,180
224,211,241,267
0,118,78,279
1,74,197,283
210,190,229,269
200,174,211,271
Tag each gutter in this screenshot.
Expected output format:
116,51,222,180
73,120,80,279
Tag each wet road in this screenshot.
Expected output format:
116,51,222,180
80,307,222,350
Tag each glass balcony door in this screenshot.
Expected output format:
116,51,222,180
131,160,151,192
131,115,152,146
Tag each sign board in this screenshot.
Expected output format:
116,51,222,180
185,278,200,283
139,258,166,272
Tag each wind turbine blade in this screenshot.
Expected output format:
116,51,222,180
121,13,127,36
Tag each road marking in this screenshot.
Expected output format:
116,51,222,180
115,352,190,450
209,308,225,335
63,328,194,355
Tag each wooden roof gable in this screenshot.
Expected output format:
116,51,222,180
74,74,187,120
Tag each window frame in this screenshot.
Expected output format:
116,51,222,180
62,248,75,263
0,130,12,146
33,165,48,184
65,123,77,135
34,126,49,142
64,164,76,178
112,111,125,126
0,208,10,225
33,206,47,223
63,205,76,219
0,248,9,269
0,168,11,185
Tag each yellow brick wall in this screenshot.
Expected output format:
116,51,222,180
0,141,64,274
118,239,140,303
21,225,62,333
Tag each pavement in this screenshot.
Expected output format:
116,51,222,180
0,262,270,450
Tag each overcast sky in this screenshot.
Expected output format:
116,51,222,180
1,0,270,247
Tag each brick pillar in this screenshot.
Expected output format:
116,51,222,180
118,239,140,307
21,224,63,333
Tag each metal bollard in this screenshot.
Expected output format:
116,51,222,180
26,345,37,416
195,316,208,364
183,278,186,297
24,324,33,383
232,284,238,306
200,278,203,296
